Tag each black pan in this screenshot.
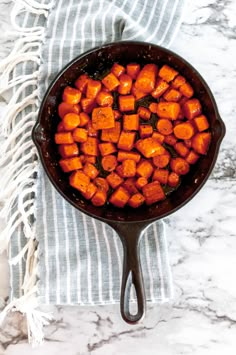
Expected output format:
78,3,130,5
32,41,225,324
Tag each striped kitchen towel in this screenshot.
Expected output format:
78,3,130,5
0,0,185,345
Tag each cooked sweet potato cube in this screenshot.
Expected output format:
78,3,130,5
62,113,80,131
58,143,79,158
111,62,125,78
58,102,80,119
87,121,98,137
83,162,99,179
139,124,153,138
194,114,209,132
91,189,107,206
152,169,169,184
80,137,98,156
135,64,158,93
185,150,200,164
69,170,90,193
84,155,96,164
99,142,116,156
92,107,115,130
118,74,132,95
62,86,81,105
135,177,148,190
82,182,97,200
171,75,186,89
79,112,90,127
151,78,169,99
96,91,113,107
59,157,82,172
117,131,136,151
128,193,145,208
149,102,158,113
168,172,180,187
192,132,211,155
106,172,124,189
164,134,177,146
156,102,180,120
152,152,170,168
122,178,138,195
55,132,74,144
109,186,130,208
163,88,182,102
152,132,165,144
173,122,195,140
72,127,88,143
174,142,189,158
142,181,165,205
126,63,140,80
136,160,154,179
120,159,136,178
102,72,120,91
101,121,121,143
101,155,117,172
94,177,109,192
170,157,190,175
117,150,141,163
86,79,102,99
123,114,139,131
158,65,178,83
137,106,151,121
131,86,147,100
156,118,173,135
75,74,89,94
81,97,96,114
183,99,202,120
119,95,135,112
179,82,194,98
136,137,165,158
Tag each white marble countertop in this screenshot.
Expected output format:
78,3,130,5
0,0,236,354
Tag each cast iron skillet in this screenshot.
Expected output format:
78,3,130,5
32,41,225,324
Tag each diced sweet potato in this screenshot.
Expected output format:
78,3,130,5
75,74,89,93
83,162,99,179
152,132,165,144
59,157,82,172
87,121,98,137
101,121,121,143
135,64,158,93
62,86,81,104
118,74,132,95
164,134,177,146
156,118,173,135
106,172,124,189
131,86,147,100
99,142,116,156
137,106,151,121
156,102,180,120
126,63,140,80
84,155,96,164
174,142,189,158
91,189,107,206
102,72,120,91
69,170,90,193
122,178,139,195
192,132,211,155
135,177,148,190
194,114,209,132
62,113,80,131
185,150,200,164
158,65,178,82
79,112,90,127
152,169,169,184
139,124,153,138
179,82,194,98
119,95,135,112
174,122,195,140
152,152,170,168
96,91,113,107
117,150,141,163
136,137,165,158
72,127,88,143
94,177,109,192
151,78,169,98
109,186,130,208
86,79,102,99
142,181,165,205
101,155,117,172
171,75,186,89
80,137,98,156
120,159,136,178
117,131,136,151
163,88,182,102
170,157,190,175
111,63,125,78
123,114,139,131
92,107,115,130
55,132,74,144
58,143,79,158
82,182,97,199
128,193,145,208
183,99,202,120
81,97,96,114
168,172,180,187
58,102,80,119
136,160,154,179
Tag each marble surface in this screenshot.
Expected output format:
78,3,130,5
0,0,236,353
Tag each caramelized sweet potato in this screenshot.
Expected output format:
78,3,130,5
139,124,153,138
136,137,165,158
194,114,209,132
117,150,141,163
59,157,82,172
101,155,117,172
58,143,79,158
118,131,136,151
173,122,195,140
109,186,130,208
135,177,148,189
120,159,136,178
106,172,124,189
69,170,90,193
99,142,117,156
135,64,158,93
62,113,80,131
142,181,165,205
156,102,180,120
80,137,98,156
83,162,99,179
96,91,114,107
72,127,88,143
102,72,120,91
151,78,169,98
118,74,132,95
92,107,115,130
159,65,178,82
152,169,169,184
137,106,151,121
58,102,80,119
170,157,190,175
183,98,202,120
63,86,81,104
136,160,154,179
126,63,140,80
156,118,173,135
123,114,139,131
86,79,102,99
119,95,135,112
192,132,211,155
91,189,107,206
101,121,121,143
128,193,145,208
111,63,125,78
55,132,74,144
168,172,180,187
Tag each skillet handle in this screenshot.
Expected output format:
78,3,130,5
108,222,148,324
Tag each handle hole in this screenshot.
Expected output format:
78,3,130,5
129,283,138,316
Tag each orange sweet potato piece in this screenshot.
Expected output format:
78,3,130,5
117,131,136,151
101,155,117,172
58,143,79,158
158,65,178,82
123,114,139,131
119,95,135,112
58,102,80,119
120,159,136,178
126,63,140,80
75,74,89,94
81,97,96,114
109,186,130,208
62,113,80,131
152,152,170,168
87,121,98,137
111,63,125,78
163,88,182,102
102,72,120,91
55,132,74,144
139,124,153,138
192,132,211,155
122,178,139,195
101,121,121,143
153,169,169,184
79,112,90,127
135,64,158,93
135,177,148,190
83,162,99,179
99,142,116,156
171,75,186,89
164,134,177,146
69,170,90,193
185,150,200,164
128,193,145,208
82,182,97,200
183,98,202,120
94,177,109,192
136,137,166,158
156,102,180,120
142,181,165,205
72,127,88,143
170,157,190,175
149,102,158,113
151,78,169,98
91,189,107,206
174,142,189,158
118,74,132,95
84,155,96,164
96,91,113,107
179,82,194,98
59,157,82,172
168,172,180,187
194,114,209,132
117,150,141,163
106,172,124,189
80,137,98,156
156,118,173,135
86,79,102,99
131,86,147,100
152,132,165,144
92,107,115,130
62,86,82,104
173,122,195,139
137,106,151,121
136,160,154,179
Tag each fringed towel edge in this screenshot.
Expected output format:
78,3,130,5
0,0,52,346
